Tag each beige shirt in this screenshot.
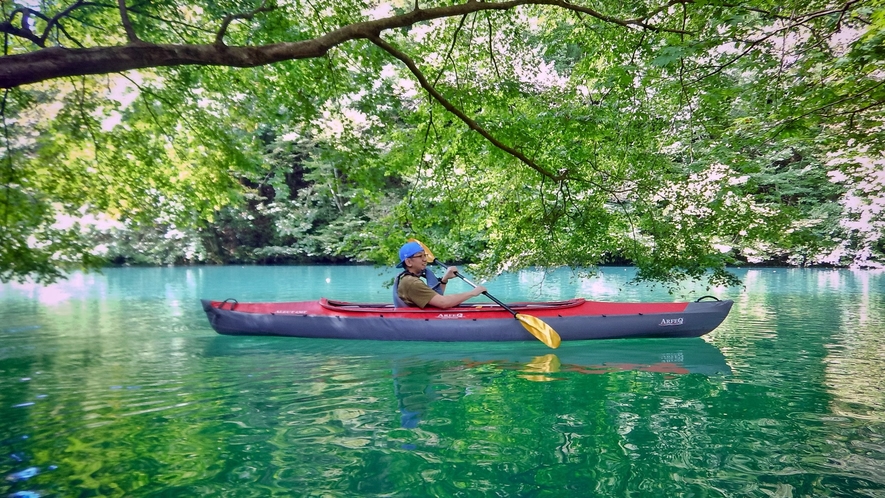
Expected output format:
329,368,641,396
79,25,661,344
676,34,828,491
397,274,439,308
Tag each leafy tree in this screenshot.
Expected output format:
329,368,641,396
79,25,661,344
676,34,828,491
1,0,883,285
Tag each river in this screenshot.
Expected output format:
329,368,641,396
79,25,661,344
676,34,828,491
1,266,883,496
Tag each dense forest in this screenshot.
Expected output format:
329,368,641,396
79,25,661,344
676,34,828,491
1,0,883,286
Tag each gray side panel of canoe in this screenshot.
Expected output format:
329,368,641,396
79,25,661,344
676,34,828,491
553,299,734,340
207,309,532,341
201,299,733,341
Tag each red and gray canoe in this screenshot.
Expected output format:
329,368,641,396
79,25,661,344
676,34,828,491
201,296,733,342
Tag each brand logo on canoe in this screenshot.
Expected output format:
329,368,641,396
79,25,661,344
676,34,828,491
276,310,307,314
437,313,464,319
659,317,684,326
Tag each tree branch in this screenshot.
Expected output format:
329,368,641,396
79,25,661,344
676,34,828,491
486,14,501,80
118,0,140,43
432,13,468,88
0,8,51,47
0,0,689,88
215,0,274,47
39,0,89,47
772,80,885,134
688,1,863,84
369,34,563,182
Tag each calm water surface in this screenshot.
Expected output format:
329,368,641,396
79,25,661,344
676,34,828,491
1,266,884,497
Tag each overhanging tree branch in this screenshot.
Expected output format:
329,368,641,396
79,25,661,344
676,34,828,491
118,0,140,43
369,34,564,182
215,0,274,47
5,0,91,48
0,0,691,89
0,9,47,47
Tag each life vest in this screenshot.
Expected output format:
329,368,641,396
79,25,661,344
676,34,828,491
393,268,443,307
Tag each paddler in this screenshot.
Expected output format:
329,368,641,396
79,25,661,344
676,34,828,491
392,241,487,309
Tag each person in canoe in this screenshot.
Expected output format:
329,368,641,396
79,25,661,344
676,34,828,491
393,241,488,309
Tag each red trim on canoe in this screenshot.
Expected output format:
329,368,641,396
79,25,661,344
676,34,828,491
320,298,587,313
209,298,690,318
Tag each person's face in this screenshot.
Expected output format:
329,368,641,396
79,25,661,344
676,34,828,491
405,251,427,272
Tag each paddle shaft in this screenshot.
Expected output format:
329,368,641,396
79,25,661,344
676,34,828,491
434,262,520,319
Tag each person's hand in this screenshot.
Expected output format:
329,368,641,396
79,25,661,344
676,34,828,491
443,267,459,281
473,285,487,296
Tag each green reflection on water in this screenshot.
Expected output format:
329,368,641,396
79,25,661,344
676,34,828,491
1,267,884,496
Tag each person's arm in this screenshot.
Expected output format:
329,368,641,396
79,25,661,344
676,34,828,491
427,285,487,309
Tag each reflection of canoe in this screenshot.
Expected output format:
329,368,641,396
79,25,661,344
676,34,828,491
202,336,732,376
201,297,733,342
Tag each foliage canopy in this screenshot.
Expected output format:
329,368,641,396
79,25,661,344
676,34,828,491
1,0,884,286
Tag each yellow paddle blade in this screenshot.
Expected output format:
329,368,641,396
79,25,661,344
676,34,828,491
516,314,561,349
409,238,436,263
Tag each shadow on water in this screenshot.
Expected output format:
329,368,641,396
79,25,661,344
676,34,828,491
201,336,731,377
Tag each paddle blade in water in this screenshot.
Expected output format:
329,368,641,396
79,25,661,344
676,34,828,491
516,314,561,349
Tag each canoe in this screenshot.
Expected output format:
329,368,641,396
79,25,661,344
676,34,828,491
200,296,733,342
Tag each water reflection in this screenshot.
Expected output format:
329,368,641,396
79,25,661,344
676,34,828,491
204,337,731,429
519,354,562,382
825,270,885,418
203,336,731,377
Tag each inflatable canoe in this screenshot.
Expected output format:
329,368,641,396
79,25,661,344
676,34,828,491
201,296,733,342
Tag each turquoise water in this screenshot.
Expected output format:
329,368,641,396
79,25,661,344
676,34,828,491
1,266,884,496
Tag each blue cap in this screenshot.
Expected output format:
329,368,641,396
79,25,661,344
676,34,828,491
397,241,423,268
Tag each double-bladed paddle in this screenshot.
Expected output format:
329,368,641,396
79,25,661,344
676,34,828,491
411,239,561,349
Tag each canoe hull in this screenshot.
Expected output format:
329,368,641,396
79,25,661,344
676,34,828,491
201,298,733,342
